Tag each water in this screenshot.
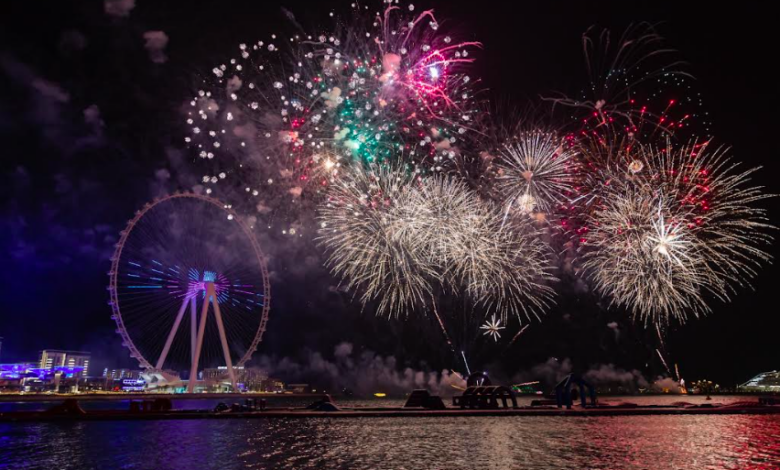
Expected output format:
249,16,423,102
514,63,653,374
2,397,779,469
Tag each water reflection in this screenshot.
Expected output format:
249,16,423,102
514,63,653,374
2,414,779,469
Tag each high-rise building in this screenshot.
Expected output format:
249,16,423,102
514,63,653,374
39,350,91,377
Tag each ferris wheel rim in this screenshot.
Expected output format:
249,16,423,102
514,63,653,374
107,191,271,370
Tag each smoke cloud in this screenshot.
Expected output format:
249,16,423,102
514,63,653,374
651,377,685,394
143,31,169,64
255,342,466,397
511,357,654,392
104,0,135,18
255,348,679,398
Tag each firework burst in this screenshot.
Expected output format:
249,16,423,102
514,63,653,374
545,23,710,141
480,315,505,342
496,132,578,214
408,175,556,322
318,166,556,326
185,1,482,232
317,164,433,317
583,190,713,322
582,140,774,324
181,10,774,335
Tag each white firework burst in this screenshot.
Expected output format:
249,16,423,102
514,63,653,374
497,132,577,214
584,190,713,324
480,315,505,341
317,165,434,318
647,202,692,267
318,167,556,324
406,175,557,322
582,141,774,325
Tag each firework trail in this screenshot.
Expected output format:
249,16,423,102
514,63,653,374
656,349,672,377
655,322,666,349
460,352,471,375
545,23,709,141
431,300,455,351
507,324,530,348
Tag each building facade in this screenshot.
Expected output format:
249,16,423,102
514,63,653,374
103,368,142,381
739,370,780,392
0,362,86,393
39,350,91,377
201,366,284,392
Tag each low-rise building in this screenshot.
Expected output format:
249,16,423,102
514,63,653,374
286,383,311,393
201,366,285,392
103,368,142,381
0,362,86,393
739,370,780,392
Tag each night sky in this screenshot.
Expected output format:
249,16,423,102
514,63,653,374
1,0,778,389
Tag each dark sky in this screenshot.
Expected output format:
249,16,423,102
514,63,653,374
1,0,778,388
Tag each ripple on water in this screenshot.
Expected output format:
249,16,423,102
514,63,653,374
1,414,779,470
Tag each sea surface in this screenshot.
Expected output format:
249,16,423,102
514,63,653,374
1,396,779,470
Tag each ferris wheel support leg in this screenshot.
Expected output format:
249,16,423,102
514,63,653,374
155,297,189,370
211,289,238,392
187,290,211,393
190,296,197,366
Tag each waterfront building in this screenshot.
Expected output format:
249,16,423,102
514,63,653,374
39,350,91,377
261,377,285,393
739,370,780,392
103,368,142,381
0,363,37,380
0,362,86,392
202,366,283,392
80,376,112,392
286,383,311,393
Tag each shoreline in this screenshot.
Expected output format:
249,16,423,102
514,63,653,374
0,392,329,402
3,404,780,422
1,391,776,403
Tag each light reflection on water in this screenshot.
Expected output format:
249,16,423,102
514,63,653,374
1,413,779,469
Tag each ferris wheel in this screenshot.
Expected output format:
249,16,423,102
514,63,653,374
108,192,271,392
